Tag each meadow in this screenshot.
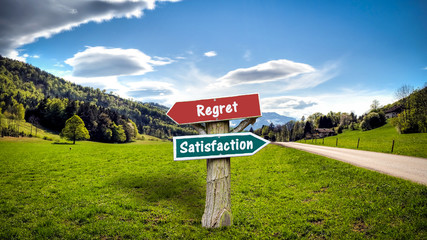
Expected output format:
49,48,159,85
0,137,426,239
298,122,427,158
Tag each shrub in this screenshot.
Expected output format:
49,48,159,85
348,122,359,130
360,111,386,131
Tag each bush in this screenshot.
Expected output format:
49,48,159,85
335,125,344,134
390,113,421,134
360,112,386,131
348,122,359,130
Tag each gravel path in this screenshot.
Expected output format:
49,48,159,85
274,142,427,185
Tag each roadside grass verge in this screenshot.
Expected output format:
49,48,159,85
0,138,426,239
298,122,427,158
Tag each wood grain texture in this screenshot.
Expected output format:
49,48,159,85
201,121,233,228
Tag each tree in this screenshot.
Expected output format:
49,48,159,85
112,123,126,143
318,116,333,128
61,115,90,144
394,85,414,101
394,85,414,122
304,121,313,137
261,125,270,139
391,86,427,133
370,99,381,112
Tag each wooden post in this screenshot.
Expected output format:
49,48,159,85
391,140,395,153
202,120,232,228
357,138,360,149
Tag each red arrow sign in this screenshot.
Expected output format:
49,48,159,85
167,94,261,125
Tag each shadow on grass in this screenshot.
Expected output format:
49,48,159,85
52,142,74,145
113,172,205,218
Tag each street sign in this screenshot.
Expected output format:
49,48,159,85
167,94,261,125
173,132,270,161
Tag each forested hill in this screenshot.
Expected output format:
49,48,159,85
0,56,195,141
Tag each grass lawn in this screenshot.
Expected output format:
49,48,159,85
298,122,427,158
0,137,426,239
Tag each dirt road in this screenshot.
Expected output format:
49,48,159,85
274,142,427,185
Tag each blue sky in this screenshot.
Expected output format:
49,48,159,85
1,0,426,119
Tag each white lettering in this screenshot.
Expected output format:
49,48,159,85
195,101,239,118
220,105,226,114
247,140,253,149
212,140,217,152
212,106,219,117
189,144,195,153
205,143,211,152
180,142,188,153
224,142,230,151
197,105,205,116
240,141,246,149
232,101,238,112
206,106,212,116
217,142,223,151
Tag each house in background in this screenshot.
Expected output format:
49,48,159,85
315,128,336,138
384,105,403,119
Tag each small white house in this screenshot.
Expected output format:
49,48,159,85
384,105,403,119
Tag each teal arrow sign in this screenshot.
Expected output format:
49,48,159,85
173,132,270,161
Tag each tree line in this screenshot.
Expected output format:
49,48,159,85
252,101,397,142
0,55,195,142
253,111,360,142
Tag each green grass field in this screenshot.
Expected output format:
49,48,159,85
0,138,426,239
298,122,427,158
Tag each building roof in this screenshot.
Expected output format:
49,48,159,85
384,105,403,113
315,128,335,133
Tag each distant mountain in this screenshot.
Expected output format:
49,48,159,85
231,112,295,131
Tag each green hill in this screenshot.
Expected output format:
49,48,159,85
298,121,427,158
0,55,195,141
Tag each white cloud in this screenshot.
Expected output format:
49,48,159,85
280,61,339,91
125,80,176,99
22,53,40,59
204,51,217,57
65,75,126,95
261,96,319,118
0,0,179,61
216,59,315,87
54,62,65,68
65,46,172,77
150,56,175,66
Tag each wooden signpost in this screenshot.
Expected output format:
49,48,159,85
167,93,269,228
